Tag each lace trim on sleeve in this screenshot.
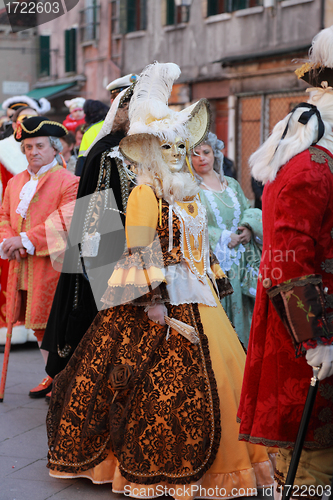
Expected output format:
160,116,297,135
204,189,246,271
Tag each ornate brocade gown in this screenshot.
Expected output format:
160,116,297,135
47,184,273,499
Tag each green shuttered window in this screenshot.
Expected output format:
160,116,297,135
39,35,50,77
119,0,147,33
65,28,77,73
207,0,262,14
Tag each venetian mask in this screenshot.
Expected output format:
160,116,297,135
160,138,187,173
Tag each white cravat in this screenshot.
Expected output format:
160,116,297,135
0,158,57,259
16,158,57,219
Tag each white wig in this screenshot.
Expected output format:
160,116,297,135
250,87,333,184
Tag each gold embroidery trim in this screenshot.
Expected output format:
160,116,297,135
20,120,68,135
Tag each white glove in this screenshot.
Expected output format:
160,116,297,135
305,344,333,380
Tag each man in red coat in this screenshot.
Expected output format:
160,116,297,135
237,26,333,496
0,116,79,397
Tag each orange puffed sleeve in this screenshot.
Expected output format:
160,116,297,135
125,185,159,248
101,185,167,307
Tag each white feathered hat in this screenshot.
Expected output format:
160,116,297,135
1,95,51,114
295,25,333,87
119,62,210,164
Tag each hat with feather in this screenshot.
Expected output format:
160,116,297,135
2,96,51,114
295,25,333,88
119,62,210,164
14,116,67,142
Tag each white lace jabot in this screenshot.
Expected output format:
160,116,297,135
16,159,57,219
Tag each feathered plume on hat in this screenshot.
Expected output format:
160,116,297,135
2,95,51,114
120,61,210,164
295,25,333,87
128,62,185,141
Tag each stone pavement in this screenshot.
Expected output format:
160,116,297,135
0,343,273,500
0,343,120,500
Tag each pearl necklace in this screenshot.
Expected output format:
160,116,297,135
173,201,207,281
200,172,235,209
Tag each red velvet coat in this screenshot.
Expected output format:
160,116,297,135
237,145,333,449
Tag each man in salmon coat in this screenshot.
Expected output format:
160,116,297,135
0,116,79,397
237,27,333,497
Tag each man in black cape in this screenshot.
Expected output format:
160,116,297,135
41,82,136,385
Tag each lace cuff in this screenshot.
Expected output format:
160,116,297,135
220,229,232,248
210,263,233,299
114,240,164,271
101,243,167,307
101,279,169,308
20,232,35,255
267,274,333,357
0,240,8,260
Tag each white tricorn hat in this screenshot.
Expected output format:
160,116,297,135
119,62,210,164
106,73,139,91
64,97,85,111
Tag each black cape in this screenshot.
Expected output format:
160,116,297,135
42,131,128,378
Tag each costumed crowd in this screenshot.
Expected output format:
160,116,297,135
0,25,333,500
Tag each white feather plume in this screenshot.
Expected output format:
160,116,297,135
128,62,181,135
309,25,333,68
1,95,50,114
38,98,51,114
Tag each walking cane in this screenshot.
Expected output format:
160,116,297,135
0,259,20,403
0,321,13,402
281,365,321,500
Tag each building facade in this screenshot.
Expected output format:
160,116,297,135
0,8,38,109
108,0,325,199
34,0,121,120
31,0,328,198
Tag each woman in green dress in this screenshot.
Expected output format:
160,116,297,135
191,133,262,348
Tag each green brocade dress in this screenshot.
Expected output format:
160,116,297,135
199,176,263,348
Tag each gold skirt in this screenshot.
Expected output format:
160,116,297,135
50,287,274,499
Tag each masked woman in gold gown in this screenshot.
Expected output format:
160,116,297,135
46,62,274,499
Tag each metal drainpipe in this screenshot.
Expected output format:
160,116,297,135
227,95,236,162
320,0,325,30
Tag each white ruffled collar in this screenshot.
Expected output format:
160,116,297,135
16,159,57,218
26,158,57,179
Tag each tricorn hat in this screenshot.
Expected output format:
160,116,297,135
295,25,333,87
14,116,68,142
119,62,210,164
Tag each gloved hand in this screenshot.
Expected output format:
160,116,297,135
305,345,333,380
146,303,167,326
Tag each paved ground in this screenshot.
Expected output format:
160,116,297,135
0,343,121,500
0,343,273,500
